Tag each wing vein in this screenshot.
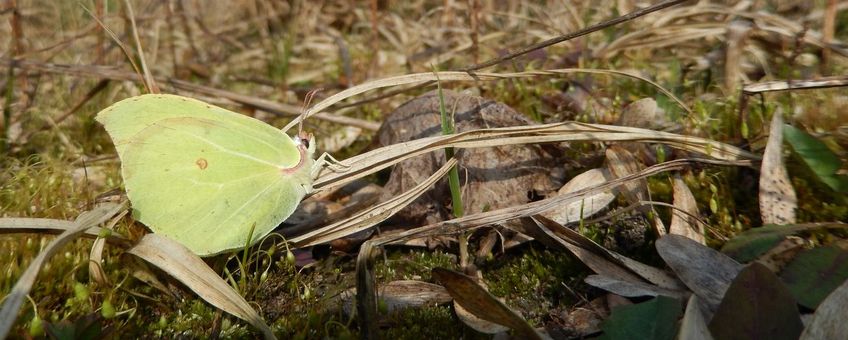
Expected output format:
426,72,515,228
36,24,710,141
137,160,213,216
217,178,282,228
167,125,283,168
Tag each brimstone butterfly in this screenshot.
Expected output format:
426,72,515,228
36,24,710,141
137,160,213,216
97,94,320,256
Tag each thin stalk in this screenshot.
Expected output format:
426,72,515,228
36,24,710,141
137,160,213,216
434,70,467,268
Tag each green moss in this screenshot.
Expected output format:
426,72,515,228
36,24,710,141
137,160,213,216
382,306,482,340
375,248,458,282
482,245,588,324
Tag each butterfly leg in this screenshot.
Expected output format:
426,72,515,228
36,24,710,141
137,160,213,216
312,152,349,178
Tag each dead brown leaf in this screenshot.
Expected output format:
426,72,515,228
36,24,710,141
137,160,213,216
432,268,544,340
542,168,616,225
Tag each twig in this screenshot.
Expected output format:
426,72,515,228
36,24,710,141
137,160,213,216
123,0,159,93
1,59,380,131
461,0,691,72
742,75,848,94
330,0,691,112
822,0,837,69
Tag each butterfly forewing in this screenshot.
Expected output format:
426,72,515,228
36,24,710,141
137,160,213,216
98,94,313,256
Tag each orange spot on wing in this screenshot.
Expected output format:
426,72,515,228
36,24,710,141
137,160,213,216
196,158,208,170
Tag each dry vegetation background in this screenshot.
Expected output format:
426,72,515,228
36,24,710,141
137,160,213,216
1,0,848,338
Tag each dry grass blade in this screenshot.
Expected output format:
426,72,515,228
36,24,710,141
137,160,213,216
355,240,379,340
291,158,458,247
0,202,125,339
366,159,752,249
315,122,758,192
0,60,379,131
742,75,848,94
431,268,544,340
287,68,692,131
724,20,753,93
89,209,129,285
596,24,726,59
127,234,275,340
461,0,690,71
670,175,706,244
122,0,158,94
533,215,685,290
0,217,126,243
759,110,797,225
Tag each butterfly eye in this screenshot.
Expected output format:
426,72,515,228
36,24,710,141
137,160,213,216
293,135,310,149
295,131,312,150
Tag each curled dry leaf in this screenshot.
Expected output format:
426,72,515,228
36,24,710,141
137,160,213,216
541,168,616,225
656,234,743,314
293,182,385,252
0,217,127,243
759,110,797,225
669,174,705,244
337,280,452,316
431,268,544,340
127,234,275,340
454,300,510,335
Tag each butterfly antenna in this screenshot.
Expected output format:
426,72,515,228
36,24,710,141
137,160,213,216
299,88,323,134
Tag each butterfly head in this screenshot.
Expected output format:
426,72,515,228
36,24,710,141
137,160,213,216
293,131,316,158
